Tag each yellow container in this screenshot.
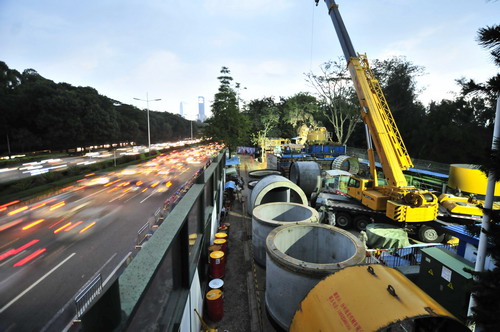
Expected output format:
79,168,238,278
290,264,468,331
448,164,500,196
215,232,227,240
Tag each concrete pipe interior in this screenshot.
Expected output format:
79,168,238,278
259,187,303,206
252,203,319,267
249,175,308,215
271,224,360,265
254,203,317,223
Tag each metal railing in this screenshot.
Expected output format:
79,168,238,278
346,146,450,174
75,274,103,318
365,243,458,268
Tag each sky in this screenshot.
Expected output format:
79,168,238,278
1,0,499,120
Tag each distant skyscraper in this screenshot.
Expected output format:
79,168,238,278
198,96,206,121
179,102,184,117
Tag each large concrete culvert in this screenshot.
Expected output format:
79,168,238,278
252,202,319,267
289,161,321,198
265,223,365,330
248,175,307,215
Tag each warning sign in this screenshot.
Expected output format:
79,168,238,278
441,266,452,282
428,269,434,276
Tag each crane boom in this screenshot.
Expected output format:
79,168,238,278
319,0,438,223
323,0,412,187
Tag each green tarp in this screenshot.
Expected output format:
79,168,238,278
366,223,411,249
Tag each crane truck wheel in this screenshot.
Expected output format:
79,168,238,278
353,215,370,231
335,212,352,229
418,225,445,243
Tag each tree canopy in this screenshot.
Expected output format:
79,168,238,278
0,61,195,155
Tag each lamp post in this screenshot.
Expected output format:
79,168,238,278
133,93,161,149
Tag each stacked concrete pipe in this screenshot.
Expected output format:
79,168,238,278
265,223,365,330
248,175,307,215
252,202,319,266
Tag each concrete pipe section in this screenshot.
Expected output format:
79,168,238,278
331,155,360,174
252,202,319,267
289,161,321,197
248,169,281,178
248,175,307,215
265,223,365,330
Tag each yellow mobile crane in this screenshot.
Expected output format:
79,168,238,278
316,0,440,241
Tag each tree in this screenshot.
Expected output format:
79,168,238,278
478,24,500,67
370,56,427,158
205,67,249,155
0,61,195,154
305,59,360,145
422,98,491,163
245,97,279,149
281,92,322,133
455,25,500,130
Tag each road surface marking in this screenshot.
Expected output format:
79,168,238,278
140,191,156,203
0,252,76,314
0,237,20,251
85,187,108,198
98,252,117,275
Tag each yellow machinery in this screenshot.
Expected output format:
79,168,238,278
439,164,500,219
295,125,332,145
290,264,469,331
307,126,330,144
319,0,438,224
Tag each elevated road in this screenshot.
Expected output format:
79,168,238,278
0,145,220,331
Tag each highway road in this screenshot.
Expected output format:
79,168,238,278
0,144,222,331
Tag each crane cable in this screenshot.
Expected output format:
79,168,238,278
310,2,317,71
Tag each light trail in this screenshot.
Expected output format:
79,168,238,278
13,248,47,267
22,219,45,230
54,222,72,234
79,222,96,233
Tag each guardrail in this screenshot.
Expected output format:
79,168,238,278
75,274,103,319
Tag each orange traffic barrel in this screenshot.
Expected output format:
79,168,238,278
206,289,224,321
215,232,227,240
214,239,227,254
209,251,225,279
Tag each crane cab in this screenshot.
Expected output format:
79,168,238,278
347,176,389,211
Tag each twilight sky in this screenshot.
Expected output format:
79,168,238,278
1,0,498,119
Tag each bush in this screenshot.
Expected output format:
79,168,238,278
11,178,34,192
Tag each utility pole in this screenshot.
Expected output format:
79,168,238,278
467,96,500,332
133,93,161,149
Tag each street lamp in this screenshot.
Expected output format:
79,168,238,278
133,92,161,149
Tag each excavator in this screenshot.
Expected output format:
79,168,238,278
315,0,442,242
